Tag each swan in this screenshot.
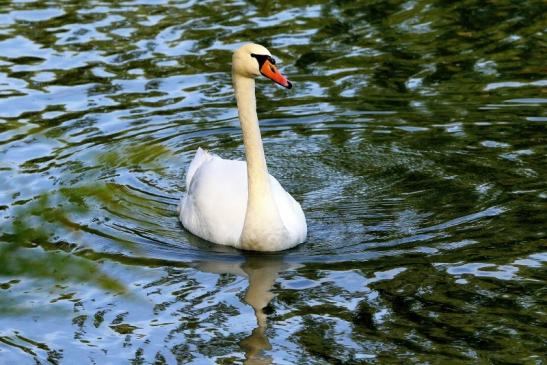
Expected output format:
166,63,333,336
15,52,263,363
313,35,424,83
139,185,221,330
178,43,307,251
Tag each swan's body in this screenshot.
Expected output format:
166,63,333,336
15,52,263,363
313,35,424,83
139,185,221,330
178,43,307,251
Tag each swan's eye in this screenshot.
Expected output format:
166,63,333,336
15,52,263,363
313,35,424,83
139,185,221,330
250,53,269,68
268,56,276,65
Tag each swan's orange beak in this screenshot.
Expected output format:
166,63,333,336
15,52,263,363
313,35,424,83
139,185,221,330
260,59,292,89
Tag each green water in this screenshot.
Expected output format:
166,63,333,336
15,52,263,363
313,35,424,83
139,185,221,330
0,0,546,364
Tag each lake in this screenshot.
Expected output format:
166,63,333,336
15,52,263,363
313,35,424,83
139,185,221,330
0,0,545,364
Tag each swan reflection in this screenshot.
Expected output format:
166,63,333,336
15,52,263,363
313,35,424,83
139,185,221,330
192,253,289,364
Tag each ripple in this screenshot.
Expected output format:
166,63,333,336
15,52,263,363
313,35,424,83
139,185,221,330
3,8,65,23
441,262,521,281
1,0,546,363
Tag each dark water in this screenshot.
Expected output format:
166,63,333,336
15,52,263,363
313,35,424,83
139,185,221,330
1,0,546,363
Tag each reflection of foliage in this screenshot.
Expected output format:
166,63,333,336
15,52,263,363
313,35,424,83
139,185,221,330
0,189,124,293
295,317,343,364
95,142,172,173
0,244,123,292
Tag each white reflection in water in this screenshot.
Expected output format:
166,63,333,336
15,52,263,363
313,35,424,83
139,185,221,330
193,254,290,364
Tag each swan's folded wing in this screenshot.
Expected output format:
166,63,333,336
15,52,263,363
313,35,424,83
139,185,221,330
181,158,248,246
186,147,214,190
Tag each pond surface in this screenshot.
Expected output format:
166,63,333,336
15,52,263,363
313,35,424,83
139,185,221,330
1,0,546,364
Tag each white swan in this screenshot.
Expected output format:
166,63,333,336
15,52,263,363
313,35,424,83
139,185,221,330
178,43,307,251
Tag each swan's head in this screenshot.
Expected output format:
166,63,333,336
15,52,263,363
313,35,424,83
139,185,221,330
232,43,292,89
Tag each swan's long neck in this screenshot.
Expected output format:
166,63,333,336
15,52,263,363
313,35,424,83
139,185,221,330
233,73,287,250
233,76,269,200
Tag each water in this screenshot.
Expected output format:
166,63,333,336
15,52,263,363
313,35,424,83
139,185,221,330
0,0,546,363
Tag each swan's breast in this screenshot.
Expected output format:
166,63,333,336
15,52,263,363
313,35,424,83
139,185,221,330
269,176,307,245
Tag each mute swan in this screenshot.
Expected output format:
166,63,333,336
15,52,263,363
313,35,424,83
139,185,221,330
178,43,307,251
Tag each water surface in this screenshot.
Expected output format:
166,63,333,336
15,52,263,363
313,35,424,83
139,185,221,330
0,0,546,364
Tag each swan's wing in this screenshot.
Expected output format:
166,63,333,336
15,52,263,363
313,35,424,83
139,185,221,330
180,158,248,246
186,147,214,190
177,148,215,215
